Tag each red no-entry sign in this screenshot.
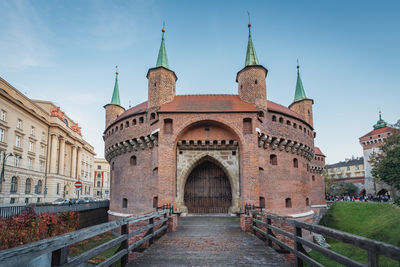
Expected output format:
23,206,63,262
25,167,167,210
75,181,82,190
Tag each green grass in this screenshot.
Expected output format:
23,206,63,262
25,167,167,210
69,231,121,266
308,202,400,266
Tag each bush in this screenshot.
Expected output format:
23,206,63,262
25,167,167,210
0,206,78,249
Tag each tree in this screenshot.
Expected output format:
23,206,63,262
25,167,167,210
370,129,400,200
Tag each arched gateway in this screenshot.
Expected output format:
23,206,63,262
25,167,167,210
184,161,232,213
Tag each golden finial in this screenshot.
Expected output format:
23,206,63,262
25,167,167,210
247,11,251,28
162,21,165,32
115,65,119,75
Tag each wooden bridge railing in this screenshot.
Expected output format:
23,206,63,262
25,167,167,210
0,208,171,267
250,210,400,267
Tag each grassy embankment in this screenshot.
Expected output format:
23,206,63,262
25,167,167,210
309,202,400,266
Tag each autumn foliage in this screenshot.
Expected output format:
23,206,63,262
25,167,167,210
0,206,78,250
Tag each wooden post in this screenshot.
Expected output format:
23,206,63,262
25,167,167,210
266,217,273,247
163,211,168,234
294,224,304,267
368,250,378,267
120,223,129,267
149,217,154,245
252,212,257,236
51,246,68,266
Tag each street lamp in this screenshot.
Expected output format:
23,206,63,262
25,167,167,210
0,152,22,184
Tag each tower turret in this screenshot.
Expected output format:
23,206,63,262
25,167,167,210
104,68,125,128
289,64,314,127
236,22,268,109
147,26,177,109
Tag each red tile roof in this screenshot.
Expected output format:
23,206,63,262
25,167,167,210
116,94,310,126
360,126,392,139
158,95,258,113
314,147,325,156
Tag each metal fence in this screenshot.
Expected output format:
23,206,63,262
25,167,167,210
0,201,109,218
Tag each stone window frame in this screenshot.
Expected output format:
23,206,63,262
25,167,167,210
15,135,21,147
0,110,6,121
17,119,22,129
10,176,18,193
37,180,43,194
0,127,5,142
25,178,32,194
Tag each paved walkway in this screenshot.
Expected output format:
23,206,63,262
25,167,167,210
130,216,290,266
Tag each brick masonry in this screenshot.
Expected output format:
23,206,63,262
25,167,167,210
104,64,325,219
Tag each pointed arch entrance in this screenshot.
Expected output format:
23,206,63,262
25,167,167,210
184,160,232,214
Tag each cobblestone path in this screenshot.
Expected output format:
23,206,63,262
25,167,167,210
130,216,291,266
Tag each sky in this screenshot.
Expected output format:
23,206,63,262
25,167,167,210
0,0,399,164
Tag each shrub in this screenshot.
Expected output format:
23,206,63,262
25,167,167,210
0,206,78,249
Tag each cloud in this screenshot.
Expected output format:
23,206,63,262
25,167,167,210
0,1,54,70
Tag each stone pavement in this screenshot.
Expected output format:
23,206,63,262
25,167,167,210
130,216,291,266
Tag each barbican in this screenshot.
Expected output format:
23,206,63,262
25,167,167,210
103,24,326,220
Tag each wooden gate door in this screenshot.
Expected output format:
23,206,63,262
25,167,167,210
184,161,232,213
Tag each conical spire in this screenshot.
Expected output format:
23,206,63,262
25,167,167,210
110,67,121,106
156,25,169,69
245,23,259,66
293,63,308,102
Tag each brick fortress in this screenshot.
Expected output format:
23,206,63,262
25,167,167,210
103,24,326,220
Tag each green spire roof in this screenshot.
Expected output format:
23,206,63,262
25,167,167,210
110,70,121,106
373,111,389,129
156,28,169,69
293,65,308,102
245,24,259,66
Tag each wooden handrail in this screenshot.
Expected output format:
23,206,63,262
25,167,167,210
250,210,400,266
0,208,171,267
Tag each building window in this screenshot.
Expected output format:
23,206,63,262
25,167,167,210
40,161,44,172
97,181,101,187
10,176,18,193
133,119,137,125
112,162,114,170
98,165,101,170
270,154,277,165
37,180,42,194
259,197,265,208
0,110,6,121
10,198,15,204
299,125,302,130
306,198,310,206
125,121,129,127
287,120,291,126
0,128,4,142
293,158,298,168
279,117,284,123
139,117,144,123
312,175,315,181
17,119,22,129
15,135,21,147
258,111,264,118
25,198,29,204
164,119,173,134
272,115,277,122
123,198,128,208
28,158,33,169
151,113,156,120
285,198,292,208
29,141,34,152
243,118,252,134
293,123,297,128
97,173,101,178
14,156,20,167
30,126,35,136
130,155,137,166
88,187,90,195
